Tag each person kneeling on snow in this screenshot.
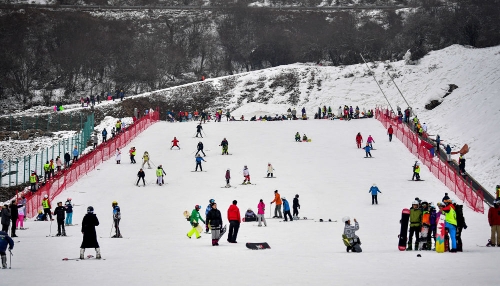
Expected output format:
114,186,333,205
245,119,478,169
343,217,362,253
244,208,257,222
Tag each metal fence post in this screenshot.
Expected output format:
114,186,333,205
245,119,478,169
8,160,11,187
16,159,18,186
35,154,38,174
47,115,50,132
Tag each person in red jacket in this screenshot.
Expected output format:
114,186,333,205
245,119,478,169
171,137,180,150
488,199,500,246
387,125,394,142
356,132,363,149
227,200,241,243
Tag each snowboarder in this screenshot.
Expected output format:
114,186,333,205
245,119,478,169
270,190,283,218
171,137,180,150
356,132,363,148
156,166,165,186
80,206,101,259
363,143,372,158
242,165,251,184
196,123,203,138
282,197,293,221
227,200,240,243
343,217,362,252
195,141,206,157
206,202,223,246
0,230,14,269
187,205,205,239
102,128,107,142
266,163,275,178
225,169,231,188
407,201,422,251
141,151,151,169
387,125,394,142
205,199,215,233
195,154,206,171
412,161,421,181
65,199,73,226
115,148,121,164
54,202,66,236
220,138,229,155
369,184,382,205
367,135,375,149
441,200,458,252
112,201,121,238
257,199,267,227
42,195,53,221
136,168,146,186
295,132,301,142
487,199,500,247
129,147,136,164
458,155,466,175
292,194,300,219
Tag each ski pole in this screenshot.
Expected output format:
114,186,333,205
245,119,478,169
49,219,52,236
9,249,12,269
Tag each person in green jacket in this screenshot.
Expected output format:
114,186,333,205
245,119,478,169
407,201,422,250
156,165,166,186
44,161,50,181
295,132,300,142
30,171,37,192
187,205,205,239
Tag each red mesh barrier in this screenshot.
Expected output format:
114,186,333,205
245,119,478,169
375,108,484,213
23,109,160,218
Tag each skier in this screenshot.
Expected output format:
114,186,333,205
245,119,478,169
407,201,422,251
156,166,164,186
266,163,275,178
80,206,101,259
65,199,73,226
187,205,204,239
195,123,203,138
257,199,267,227
458,155,466,175
225,169,231,188
195,154,206,171
72,146,79,163
195,141,206,157
369,184,382,205
102,128,107,143
205,199,215,233
112,201,121,238
367,135,375,149
115,148,121,164
141,151,151,169
54,202,66,236
206,202,223,246
171,137,180,150
292,194,300,219
0,230,14,269
445,144,452,162
487,199,500,247
220,138,229,155
356,132,363,148
387,125,394,142
136,168,146,186
42,195,53,221
412,161,421,181
282,197,293,222
363,143,372,158
129,147,136,164
343,217,362,253
295,132,301,142
242,165,251,184
270,190,283,218
441,200,458,252
227,200,241,243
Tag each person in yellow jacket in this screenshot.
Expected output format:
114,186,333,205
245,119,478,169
156,165,166,186
41,195,53,221
115,120,122,133
442,200,458,252
30,171,38,192
44,161,50,181
412,161,421,181
270,190,283,218
141,151,151,169
129,147,136,164
49,159,55,178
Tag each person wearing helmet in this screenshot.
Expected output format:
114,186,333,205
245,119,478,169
282,197,293,222
187,205,205,239
206,202,223,246
171,137,180,150
141,151,151,169
30,171,38,192
0,227,14,268
195,123,203,138
441,200,458,252
205,199,216,233
412,161,421,181
41,195,53,221
65,198,73,226
80,206,101,259
369,184,382,205
195,154,206,172
266,163,275,178
156,166,165,186
367,135,375,149
225,169,231,188
407,201,422,250
112,201,121,238
220,138,229,155
488,199,500,247
363,143,372,158
195,141,206,157
293,194,300,219
343,217,362,252
242,165,250,185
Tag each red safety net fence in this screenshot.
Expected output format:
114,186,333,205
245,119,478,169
375,108,484,213
22,109,160,218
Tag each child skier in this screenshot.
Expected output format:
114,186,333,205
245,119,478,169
115,148,121,164
112,201,121,238
0,230,14,268
343,217,362,252
220,138,229,155
225,169,231,188
282,197,293,222
356,133,363,148
363,143,372,158
142,151,151,169
156,166,164,186
195,154,206,171
54,202,66,236
367,135,375,148
242,165,251,184
369,184,382,205
171,137,180,150
293,194,300,219
266,163,275,178
196,124,203,138
196,141,206,156
136,168,146,186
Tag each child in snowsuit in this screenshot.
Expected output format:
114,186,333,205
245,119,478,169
136,169,146,186
220,138,229,155
369,184,382,205
195,155,206,171
0,230,14,268
295,132,300,142
171,137,180,150
112,201,121,238
242,165,250,184
65,199,73,225
266,163,274,178
356,133,363,148
245,208,257,222
367,135,375,148
142,152,151,169
115,148,121,164
343,217,362,252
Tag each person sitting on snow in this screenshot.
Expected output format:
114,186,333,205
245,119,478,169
245,208,257,222
343,216,362,253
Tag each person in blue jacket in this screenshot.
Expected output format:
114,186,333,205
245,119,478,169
195,154,206,171
0,230,14,269
282,197,293,221
445,144,452,162
65,199,73,225
369,184,382,205
363,143,372,158
72,147,79,163
102,128,108,143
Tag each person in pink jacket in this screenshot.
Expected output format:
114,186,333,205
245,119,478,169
257,199,267,227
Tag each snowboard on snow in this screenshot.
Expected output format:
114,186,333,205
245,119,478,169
398,208,410,251
436,214,446,253
218,225,227,240
246,242,271,250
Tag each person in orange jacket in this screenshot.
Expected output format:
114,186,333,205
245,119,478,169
227,200,240,243
270,190,283,218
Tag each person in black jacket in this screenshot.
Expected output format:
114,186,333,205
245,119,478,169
80,206,101,259
196,123,203,138
293,194,300,219
195,142,206,156
454,203,467,252
459,155,466,175
1,204,11,233
136,169,146,186
64,152,71,168
9,201,18,237
206,202,223,246
54,202,66,236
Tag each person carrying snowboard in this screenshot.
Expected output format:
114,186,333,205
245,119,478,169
0,230,14,269
195,141,206,157
220,138,229,155
418,201,430,250
356,132,363,148
112,201,121,238
80,206,101,259
136,168,146,186
225,169,231,188
187,205,205,239
205,199,215,233
242,165,251,184
363,143,372,158
369,184,382,205
282,197,293,222
292,194,300,219
412,161,421,181
270,190,283,218
54,202,66,236
141,151,151,169
206,202,223,246
196,123,203,138
295,132,300,142
266,163,275,178
387,125,394,142
407,201,422,251
343,217,362,253
129,147,136,164
171,137,180,150
195,154,206,171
